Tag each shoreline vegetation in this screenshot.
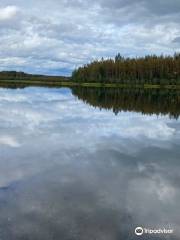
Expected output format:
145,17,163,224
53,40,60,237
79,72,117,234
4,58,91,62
72,53,180,86
0,79,180,90
0,53,180,89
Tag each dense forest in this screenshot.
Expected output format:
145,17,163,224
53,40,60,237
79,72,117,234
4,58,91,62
72,53,180,84
72,87,180,119
0,71,69,82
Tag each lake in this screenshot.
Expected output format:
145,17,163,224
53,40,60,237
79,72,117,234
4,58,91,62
0,86,179,240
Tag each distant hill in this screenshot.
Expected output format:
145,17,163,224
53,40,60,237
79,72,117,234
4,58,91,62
0,71,70,82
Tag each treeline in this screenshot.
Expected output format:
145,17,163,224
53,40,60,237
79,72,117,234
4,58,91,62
0,71,69,82
72,53,180,84
72,87,180,119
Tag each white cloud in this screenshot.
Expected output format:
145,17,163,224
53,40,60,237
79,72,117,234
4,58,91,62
0,1,180,74
0,6,19,21
0,135,20,147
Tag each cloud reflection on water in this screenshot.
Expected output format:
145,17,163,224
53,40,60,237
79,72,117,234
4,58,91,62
0,87,179,240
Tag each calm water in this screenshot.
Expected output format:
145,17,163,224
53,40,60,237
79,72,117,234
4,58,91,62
0,87,180,240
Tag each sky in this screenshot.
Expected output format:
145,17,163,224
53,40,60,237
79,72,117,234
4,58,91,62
0,0,180,76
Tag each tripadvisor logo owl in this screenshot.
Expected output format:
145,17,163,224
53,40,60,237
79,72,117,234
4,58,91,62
135,227,143,236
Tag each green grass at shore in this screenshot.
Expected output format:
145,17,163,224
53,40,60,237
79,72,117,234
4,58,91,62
0,79,180,90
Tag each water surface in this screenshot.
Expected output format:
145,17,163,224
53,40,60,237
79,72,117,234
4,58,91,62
0,87,179,240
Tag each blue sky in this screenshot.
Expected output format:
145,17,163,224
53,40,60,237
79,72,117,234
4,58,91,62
0,0,180,76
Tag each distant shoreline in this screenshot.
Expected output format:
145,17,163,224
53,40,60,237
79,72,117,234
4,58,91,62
0,79,180,89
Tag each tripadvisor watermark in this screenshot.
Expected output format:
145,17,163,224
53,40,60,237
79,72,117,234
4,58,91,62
135,226,174,236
